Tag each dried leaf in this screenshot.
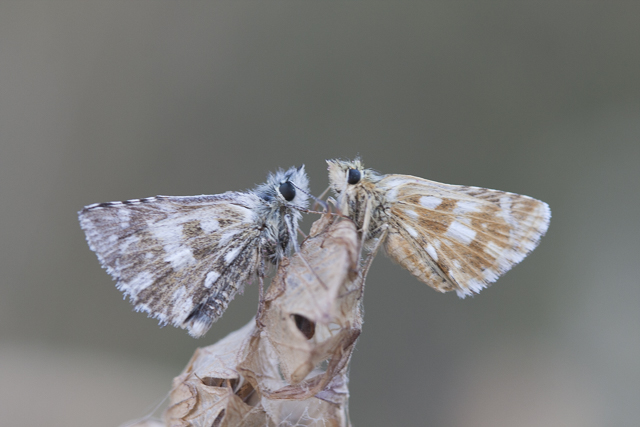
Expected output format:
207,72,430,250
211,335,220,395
254,216,361,388
165,321,267,426
162,216,362,427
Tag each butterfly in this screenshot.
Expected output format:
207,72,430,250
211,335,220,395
326,158,550,297
78,166,309,337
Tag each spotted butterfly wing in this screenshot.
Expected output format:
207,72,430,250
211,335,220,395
326,158,550,298
80,193,264,337
378,175,550,297
79,166,309,337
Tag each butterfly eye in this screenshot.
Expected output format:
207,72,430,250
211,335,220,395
347,169,361,185
279,181,296,201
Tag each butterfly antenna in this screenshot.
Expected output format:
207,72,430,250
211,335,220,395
291,182,329,213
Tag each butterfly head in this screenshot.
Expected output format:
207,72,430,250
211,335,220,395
327,158,383,215
327,157,381,192
255,165,310,209
328,158,361,192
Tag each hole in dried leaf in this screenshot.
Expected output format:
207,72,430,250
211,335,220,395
317,359,330,373
292,314,315,339
235,381,258,405
201,377,224,387
200,377,239,390
212,409,225,427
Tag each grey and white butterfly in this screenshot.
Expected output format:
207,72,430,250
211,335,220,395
327,158,550,297
78,166,309,338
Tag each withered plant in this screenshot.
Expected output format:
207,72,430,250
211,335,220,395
131,214,364,427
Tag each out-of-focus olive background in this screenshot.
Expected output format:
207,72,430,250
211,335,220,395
1,2,639,426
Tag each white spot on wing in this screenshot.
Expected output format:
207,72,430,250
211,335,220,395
405,209,419,219
200,218,220,234
457,216,472,225
405,226,418,237
446,221,477,245
385,187,399,202
419,196,442,210
164,246,196,269
172,285,187,302
117,209,131,228
498,196,514,225
151,220,198,269
204,271,220,288
454,200,481,215
426,244,438,261
224,246,242,264
485,241,503,257
126,271,154,298
382,177,414,201
219,229,240,246
118,235,138,253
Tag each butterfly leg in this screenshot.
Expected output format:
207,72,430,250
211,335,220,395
326,197,347,218
255,252,267,328
285,214,329,290
357,225,388,297
357,195,375,263
339,223,388,299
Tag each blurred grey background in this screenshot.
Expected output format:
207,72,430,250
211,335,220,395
1,2,639,426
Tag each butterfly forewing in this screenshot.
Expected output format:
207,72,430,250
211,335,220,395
380,175,551,297
79,193,263,337
79,166,310,338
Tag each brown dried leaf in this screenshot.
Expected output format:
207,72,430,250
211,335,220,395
246,215,361,396
162,215,362,427
164,321,267,426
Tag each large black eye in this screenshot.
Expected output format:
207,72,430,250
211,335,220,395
279,181,296,201
347,168,361,185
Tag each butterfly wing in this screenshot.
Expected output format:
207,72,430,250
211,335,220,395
78,193,263,337
378,175,550,297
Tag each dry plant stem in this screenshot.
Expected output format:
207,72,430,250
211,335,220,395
297,227,308,240
159,214,363,427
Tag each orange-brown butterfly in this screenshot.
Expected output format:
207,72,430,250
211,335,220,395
327,158,550,297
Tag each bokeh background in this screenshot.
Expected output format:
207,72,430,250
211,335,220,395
1,2,639,426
